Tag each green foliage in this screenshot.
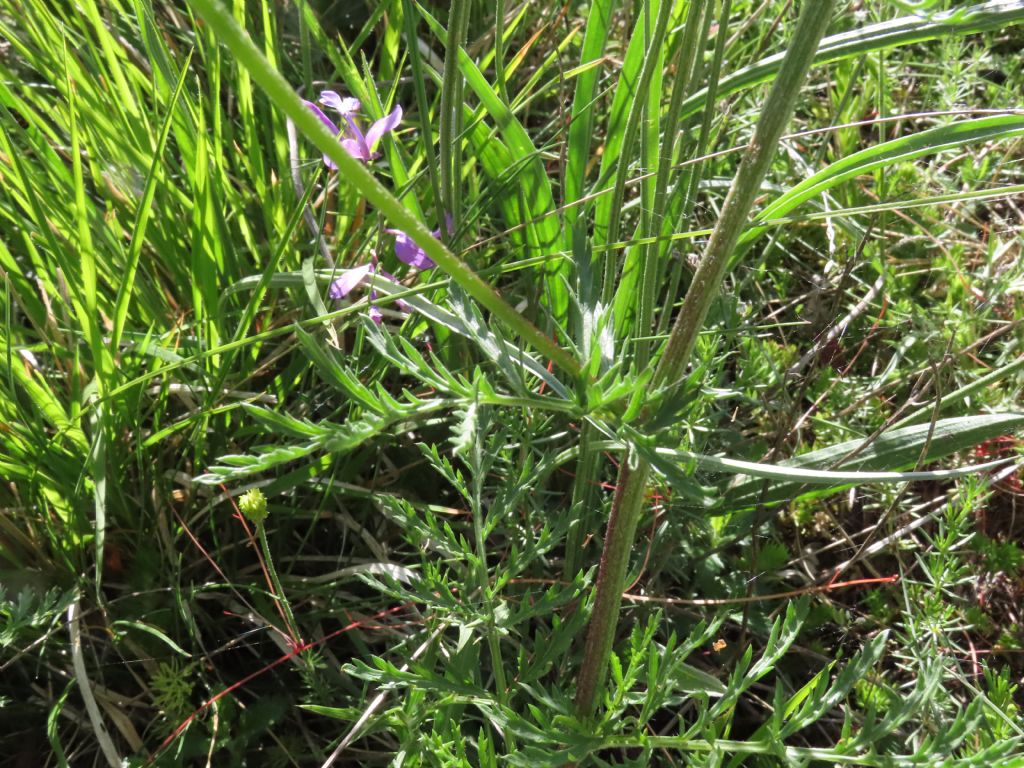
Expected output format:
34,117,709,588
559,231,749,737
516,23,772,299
0,586,74,648
149,660,195,722
2,0,1023,765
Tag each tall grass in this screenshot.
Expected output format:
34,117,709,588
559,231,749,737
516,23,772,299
2,0,1024,765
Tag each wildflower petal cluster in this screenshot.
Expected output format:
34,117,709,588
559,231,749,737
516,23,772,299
301,91,402,169
301,89,450,324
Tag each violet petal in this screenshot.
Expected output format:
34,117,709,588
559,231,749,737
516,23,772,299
376,270,413,312
365,106,403,156
341,137,370,161
328,263,373,299
303,100,341,170
388,229,436,270
304,100,339,134
320,91,361,117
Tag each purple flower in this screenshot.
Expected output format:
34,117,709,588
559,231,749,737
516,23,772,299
328,261,411,325
386,214,454,271
304,91,402,169
328,262,373,300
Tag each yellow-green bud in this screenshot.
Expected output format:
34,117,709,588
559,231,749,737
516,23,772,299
239,488,268,524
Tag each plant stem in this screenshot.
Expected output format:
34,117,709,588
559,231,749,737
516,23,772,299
573,459,651,712
402,0,443,225
654,2,837,388
494,0,509,104
472,461,515,749
574,0,837,718
257,522,301,646
440,0,470,238
563,420,604,579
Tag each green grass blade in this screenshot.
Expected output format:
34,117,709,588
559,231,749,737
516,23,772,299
677,2,1024,123
439,0,470,237
754,115,1024,229
724,413,1024,510
416,2,568,318
735,114,1024,255
591,4,656,249
111,51,192,352
565,0,616,225
655,445,1012,485
599,0,674,304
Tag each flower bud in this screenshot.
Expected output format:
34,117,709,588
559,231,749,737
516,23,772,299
239,488,268,525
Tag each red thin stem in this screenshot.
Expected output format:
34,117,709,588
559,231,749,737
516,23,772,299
145,603,411,765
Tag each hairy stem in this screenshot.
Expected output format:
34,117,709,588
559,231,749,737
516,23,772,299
574,0,838,718
655,1,837,388
257,523,301,646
